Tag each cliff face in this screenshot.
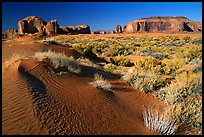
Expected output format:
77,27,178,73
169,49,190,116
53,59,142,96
122,16,202,33
16,16,91,37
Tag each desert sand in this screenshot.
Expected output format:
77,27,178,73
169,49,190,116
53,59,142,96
2,34,170,135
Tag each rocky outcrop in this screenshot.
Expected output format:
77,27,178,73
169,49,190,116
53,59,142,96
77,25,91,34
44,20,59,36
2,29,18,39
58,25,91,34
17,16,91,36
122,16,202,33
18,16,47,34
58,26,69,34
116,25,122,33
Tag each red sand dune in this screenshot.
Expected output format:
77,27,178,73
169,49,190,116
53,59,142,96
2,36,165,135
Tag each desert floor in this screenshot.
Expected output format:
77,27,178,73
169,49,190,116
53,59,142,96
2,33,200,135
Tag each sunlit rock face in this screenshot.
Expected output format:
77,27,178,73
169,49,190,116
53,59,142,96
122,16,202,33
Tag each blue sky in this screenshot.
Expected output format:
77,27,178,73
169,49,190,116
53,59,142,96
2,2,202,32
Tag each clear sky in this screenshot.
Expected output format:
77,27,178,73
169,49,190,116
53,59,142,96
2,2,202,32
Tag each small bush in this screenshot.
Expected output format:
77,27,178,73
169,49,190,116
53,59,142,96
76,57,95,67
122,69,162,93
90,73,112,92
34,50,81,74
134,56,159,72
45,38,63,45
161,58,186,75
110,56,134,67
103,63,117,73
72,43,97,58
154,71,202,134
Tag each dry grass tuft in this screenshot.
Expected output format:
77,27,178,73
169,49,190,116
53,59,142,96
90,73,113,92
143,109,178,135
34,50,81,74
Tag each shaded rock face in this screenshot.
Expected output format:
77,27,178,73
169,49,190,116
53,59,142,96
116,25,122,33
58,25,91,34
44,20,59,36
18,16,47,34
77,25,91,34
122,16,202,33
2,29,18,39
58,26,69,34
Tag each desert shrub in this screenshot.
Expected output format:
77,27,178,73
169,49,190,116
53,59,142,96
103,63,117,73
134,56,159,72
34,50,81,74
183,36,191,43
122,69,161,93
164,43,175,47
45,38,63,46
174,46,202,60
164,97,202,135
150,46,163,53
76,57,95,67
191,38,202,45
143,108,178,135
157,71,202,101
72,43,97,58
105,44,125,57
90,73,112,92
161,58,186,75
148,52,172,60
154,71,202,134
110,56,134,67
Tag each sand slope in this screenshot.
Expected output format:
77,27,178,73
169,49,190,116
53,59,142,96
2,37,164,135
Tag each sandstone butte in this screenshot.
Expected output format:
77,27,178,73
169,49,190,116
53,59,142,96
2,16,202,40
121,16,202,33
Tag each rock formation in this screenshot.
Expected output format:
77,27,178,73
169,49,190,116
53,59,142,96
58,25,91,34
44,20,59,36
122,16,202,33
16,16,91,37
2,29,18,39
18,16,47,34
116,25,122,33
91,30,116,34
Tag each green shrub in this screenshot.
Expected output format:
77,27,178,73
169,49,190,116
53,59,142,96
161,58,186,75
154,71,202,134
110,56,133,67
72,44,97,58
134,56,159,72
122,69,164,93
103,63,117,73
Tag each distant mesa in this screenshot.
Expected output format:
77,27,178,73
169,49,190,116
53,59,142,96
58,25,91,35
91,30,116,34
121,16,202,33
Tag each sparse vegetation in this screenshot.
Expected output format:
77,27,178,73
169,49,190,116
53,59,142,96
35,34,201,134
143,108,178,135
90,73,113,92
34,50,81,74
